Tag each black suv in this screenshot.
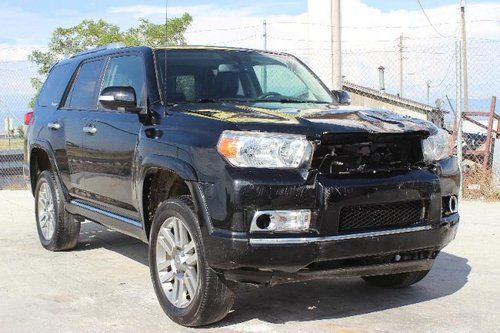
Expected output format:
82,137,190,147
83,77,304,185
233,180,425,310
24,45,460,327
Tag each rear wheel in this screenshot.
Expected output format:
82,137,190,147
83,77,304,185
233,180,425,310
34,170,80,251
149,196,234,327
362,270,430,288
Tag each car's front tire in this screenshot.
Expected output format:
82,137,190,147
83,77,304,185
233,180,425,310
362,270,430,288
34,170,80,251
149,196,235,327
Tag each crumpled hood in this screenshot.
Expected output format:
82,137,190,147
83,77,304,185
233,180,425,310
171,102,436,138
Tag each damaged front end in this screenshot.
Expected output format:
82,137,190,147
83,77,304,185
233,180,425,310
313,132,427,176
189,106,460,285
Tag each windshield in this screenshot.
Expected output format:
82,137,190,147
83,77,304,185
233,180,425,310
155,49,336,104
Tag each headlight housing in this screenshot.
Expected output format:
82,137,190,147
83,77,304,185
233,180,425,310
217,130,313,168
422,128,452,162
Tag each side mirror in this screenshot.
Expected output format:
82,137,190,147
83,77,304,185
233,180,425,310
332,90,351,106
99,86,137,111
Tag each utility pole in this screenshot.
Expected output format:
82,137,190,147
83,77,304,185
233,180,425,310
460,1,468,114
331,0,342,90
426,80,431,105
262,19,267,51
457,0,468,199
455,40,462,116
262,19,268,92
398,34,404,97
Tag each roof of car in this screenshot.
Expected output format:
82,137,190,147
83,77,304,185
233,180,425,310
53,44,291,69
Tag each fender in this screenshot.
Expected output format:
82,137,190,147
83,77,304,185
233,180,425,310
139,154,198,182
136,153,199,228
28,140,70,201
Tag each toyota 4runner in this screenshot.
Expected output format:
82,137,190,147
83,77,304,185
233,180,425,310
24,45,460,327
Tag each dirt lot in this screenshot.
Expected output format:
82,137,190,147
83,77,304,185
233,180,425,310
0,190,499,333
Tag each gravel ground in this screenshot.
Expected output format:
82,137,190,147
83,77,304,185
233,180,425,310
0,190,499,333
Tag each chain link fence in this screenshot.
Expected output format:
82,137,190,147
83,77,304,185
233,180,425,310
0,61,36,189
261,21,499,200
0,20,498,198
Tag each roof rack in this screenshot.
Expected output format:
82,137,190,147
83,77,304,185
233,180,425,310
70,42,126,59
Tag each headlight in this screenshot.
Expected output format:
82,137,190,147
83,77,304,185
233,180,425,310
217,130,313,168
422,128,451,162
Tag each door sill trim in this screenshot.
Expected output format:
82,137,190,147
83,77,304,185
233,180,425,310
71,199,142,228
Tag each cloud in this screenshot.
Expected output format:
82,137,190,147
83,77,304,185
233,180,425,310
0,1,498,108
305,0,500,104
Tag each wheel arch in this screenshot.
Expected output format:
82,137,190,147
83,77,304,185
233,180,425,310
139,154,202,239
28,142,60,196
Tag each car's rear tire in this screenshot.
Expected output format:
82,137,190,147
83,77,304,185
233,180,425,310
34,170,80,251
149,195,235,327
362,270,430,288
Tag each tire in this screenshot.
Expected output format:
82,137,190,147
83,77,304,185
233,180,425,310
362,270,430,288
149,195,235,327
34,170,80,251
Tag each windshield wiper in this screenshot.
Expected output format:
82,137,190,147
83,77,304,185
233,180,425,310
196,98,218,103
255,98,331,104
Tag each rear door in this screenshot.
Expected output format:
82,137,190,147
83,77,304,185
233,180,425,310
79,53,146,220
31,62,76,192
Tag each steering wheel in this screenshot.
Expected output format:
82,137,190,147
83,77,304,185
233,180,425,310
258,92,285,100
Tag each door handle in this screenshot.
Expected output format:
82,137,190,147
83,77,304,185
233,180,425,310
83,126,97,135
47,122,61,130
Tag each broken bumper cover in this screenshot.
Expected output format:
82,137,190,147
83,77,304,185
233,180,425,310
194,158,460,283
204,213,459,277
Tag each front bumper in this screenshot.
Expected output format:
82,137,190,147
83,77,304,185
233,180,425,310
203,213,458,274
194,157,460,282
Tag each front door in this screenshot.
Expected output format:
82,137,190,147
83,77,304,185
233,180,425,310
80,54,146,220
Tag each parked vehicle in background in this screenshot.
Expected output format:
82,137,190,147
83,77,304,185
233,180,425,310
24,44,460,327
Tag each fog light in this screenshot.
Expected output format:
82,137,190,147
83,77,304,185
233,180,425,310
250,210,311,233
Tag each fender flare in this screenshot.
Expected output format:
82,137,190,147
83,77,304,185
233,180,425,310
137,154,199,229
139,154,198,182
28,140,68,200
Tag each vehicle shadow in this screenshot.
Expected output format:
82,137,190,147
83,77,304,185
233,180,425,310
76,221,470,326
76,221,149,266
217,251,470,326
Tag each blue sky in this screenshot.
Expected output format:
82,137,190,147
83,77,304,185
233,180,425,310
0,0,498,128
0,0,496,47
0,0,494,17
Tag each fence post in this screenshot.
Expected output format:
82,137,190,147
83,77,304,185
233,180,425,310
483,96,497,169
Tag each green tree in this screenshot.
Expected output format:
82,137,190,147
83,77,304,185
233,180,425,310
17,125,25,139
28,14,192,105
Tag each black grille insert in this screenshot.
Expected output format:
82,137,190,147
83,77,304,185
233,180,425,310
339,201,425,234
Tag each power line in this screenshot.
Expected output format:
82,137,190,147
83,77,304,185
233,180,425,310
182,19,497,35
415,0,449,38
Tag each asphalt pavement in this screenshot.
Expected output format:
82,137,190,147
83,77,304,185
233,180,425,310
0,190,499,333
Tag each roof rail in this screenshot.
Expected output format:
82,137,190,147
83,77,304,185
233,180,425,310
70,42,126,59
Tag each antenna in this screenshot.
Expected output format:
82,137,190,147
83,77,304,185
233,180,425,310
163,0,168,106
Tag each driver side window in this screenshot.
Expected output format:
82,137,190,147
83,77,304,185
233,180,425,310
101,55,146,109
253,64,308,98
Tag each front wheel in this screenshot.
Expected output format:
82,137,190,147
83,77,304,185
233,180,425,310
149,196,235,327
362,270,430,288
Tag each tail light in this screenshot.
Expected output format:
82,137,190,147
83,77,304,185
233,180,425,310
24,111,34,125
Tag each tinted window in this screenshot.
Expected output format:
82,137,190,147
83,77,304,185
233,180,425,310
37,63,74,107
65,59,104,110
155,50,335,104
101,55,146,108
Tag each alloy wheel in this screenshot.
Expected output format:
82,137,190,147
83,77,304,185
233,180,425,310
155,216,199,308
37,182,55,240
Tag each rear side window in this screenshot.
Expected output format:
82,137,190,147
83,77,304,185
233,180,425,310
37,63,74,107
64,59,105,110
